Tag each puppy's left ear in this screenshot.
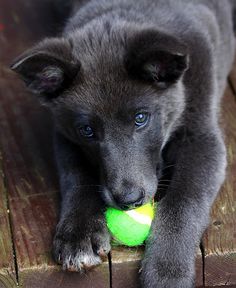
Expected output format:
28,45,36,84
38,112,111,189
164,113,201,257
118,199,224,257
125,29,189,88
10,38,79,100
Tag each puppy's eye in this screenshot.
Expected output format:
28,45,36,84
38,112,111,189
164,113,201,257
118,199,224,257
79,125,94,138
135,112,149,127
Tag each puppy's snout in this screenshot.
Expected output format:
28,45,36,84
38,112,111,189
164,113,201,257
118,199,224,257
113,184,145,209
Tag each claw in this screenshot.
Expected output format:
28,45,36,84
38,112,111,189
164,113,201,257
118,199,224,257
97,248,108,261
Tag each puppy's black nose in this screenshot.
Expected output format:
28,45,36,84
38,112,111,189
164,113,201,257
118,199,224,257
114,187,145,210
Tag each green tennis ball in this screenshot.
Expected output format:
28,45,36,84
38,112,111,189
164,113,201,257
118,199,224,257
105,202,155,247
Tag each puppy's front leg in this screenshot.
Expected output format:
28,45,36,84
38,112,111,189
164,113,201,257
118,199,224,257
53,133,110,271
141,131,226,287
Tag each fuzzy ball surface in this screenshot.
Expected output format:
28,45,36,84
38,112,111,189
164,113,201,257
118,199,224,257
105,202,155,247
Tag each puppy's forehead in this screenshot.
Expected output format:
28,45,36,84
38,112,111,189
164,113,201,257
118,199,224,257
60,26,159,115
71,22,128,61
59,50,160,118
65,65,151,113
67,73,156,117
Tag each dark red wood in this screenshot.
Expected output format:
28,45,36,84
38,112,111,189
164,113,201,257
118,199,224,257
21,267,110,288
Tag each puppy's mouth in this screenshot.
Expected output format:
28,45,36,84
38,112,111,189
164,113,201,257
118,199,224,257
102,187,120,209
101,186,154,210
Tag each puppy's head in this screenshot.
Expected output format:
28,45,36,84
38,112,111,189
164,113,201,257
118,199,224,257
11,24,188,209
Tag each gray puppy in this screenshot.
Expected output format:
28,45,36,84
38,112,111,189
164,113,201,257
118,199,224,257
11,0,235,287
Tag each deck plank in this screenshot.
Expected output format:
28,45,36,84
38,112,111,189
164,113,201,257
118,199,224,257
203,86,236,286
0,151,17,286
109,249,203,288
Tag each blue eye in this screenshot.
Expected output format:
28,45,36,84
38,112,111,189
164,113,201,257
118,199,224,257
135,112,149,127
79,125,94,138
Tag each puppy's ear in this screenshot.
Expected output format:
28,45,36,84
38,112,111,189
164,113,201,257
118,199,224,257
125,29,189,88
11,38,79,99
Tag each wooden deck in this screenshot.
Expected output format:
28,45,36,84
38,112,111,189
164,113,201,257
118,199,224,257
0,1,235,287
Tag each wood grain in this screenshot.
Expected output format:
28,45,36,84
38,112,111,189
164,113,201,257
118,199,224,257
0,0,63,66
109,252,203,287
203,85,236,286
21,266,110,288
0,150,16,286
205,254,236,286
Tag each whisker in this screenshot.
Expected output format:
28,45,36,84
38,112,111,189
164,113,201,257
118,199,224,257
158,184,169,188
156,188,167,192
160,171,173,178
75,184,103,187
162,164,175,171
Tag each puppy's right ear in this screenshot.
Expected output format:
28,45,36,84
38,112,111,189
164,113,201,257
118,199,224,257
10,38,79,100
125,29,189,88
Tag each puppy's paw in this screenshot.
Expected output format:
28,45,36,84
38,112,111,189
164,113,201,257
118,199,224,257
141,260,195,288
53,218,111,271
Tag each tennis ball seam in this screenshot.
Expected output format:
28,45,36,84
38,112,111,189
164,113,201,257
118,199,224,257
125,210,152,225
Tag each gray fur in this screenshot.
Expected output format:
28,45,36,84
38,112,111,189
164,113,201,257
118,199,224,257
11,0,235,287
